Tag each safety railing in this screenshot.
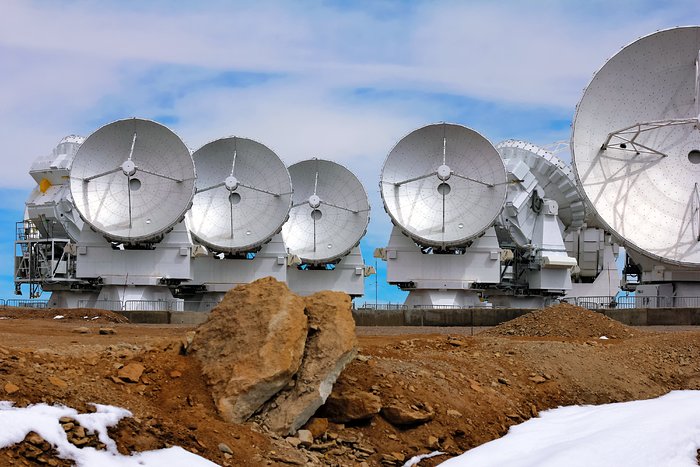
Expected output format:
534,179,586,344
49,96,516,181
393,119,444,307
567,295,700,310
76,299,219,312
4,299,48,308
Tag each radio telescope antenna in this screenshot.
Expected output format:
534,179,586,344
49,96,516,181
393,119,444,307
69,118,196,244
187,137,292,254
282,159,370,265
496,139,585,234
380,123,507,249
572,26,700,267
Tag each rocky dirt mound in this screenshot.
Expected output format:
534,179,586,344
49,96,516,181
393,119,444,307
1,297,698,466
480,303,644,339
0,307,128,323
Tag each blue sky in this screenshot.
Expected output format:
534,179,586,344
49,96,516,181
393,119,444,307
1,0,697,302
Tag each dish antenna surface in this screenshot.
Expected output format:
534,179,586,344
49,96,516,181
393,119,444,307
69,118,196,243
572,26,700,267
497,139,585,233
282,159,370,265
380,123,507,249
187,137,292,254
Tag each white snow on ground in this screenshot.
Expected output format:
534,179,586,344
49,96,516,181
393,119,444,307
403,450,445,466
0,401,218,466
53,315,64,320
439,390,700,467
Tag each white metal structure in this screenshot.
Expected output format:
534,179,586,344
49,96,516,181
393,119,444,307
378,123,507,307
572,26,700,305
482,140,579,307
70,118,196,243
15,136,86,299
184,137,292,303
63,118,195,306
283,159,372,297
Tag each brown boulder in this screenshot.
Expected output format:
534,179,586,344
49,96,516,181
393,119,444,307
381,404,435,426
321,389,382,423
303,417,329,439
118,363,145,383
261,291,358,434
191,277,308,423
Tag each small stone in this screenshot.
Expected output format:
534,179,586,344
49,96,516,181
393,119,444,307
468,379,483,393
169,370,183,378
4,382,19,394
447,409,462,417
218,442,233,454
99,328,116,335
26,432,44,445
285,437,301,448
71,437,89,447
302,417,328,439
528,375,547,384
59,417,73,424
118,363,145,383
48,376,68,389
391,452,405,462
297,429,313,447
381,404,434,426
497,377,510,385
72,327,89,334
427,435,440,449
309,441,336,451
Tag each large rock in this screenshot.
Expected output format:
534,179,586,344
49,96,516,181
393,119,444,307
190,277,308,423
261,291,358,434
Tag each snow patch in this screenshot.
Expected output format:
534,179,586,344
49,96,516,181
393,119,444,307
599,336,609,340
439,390,700,467
404,450,445,466
53,315,64,320
0,401,218,466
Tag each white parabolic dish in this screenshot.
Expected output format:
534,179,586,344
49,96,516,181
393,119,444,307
282,159,370,264
381,123,507,248
572,27,700,267
186,137,292,254
69,118,196,243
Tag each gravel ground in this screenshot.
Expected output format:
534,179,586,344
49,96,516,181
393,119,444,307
355,325,698,336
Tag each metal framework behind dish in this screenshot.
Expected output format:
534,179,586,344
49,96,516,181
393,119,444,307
282,159,369,265
571,26,700,267
69,118,196,244
380,123,508,249
186,137,292,254
496,139,586,233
